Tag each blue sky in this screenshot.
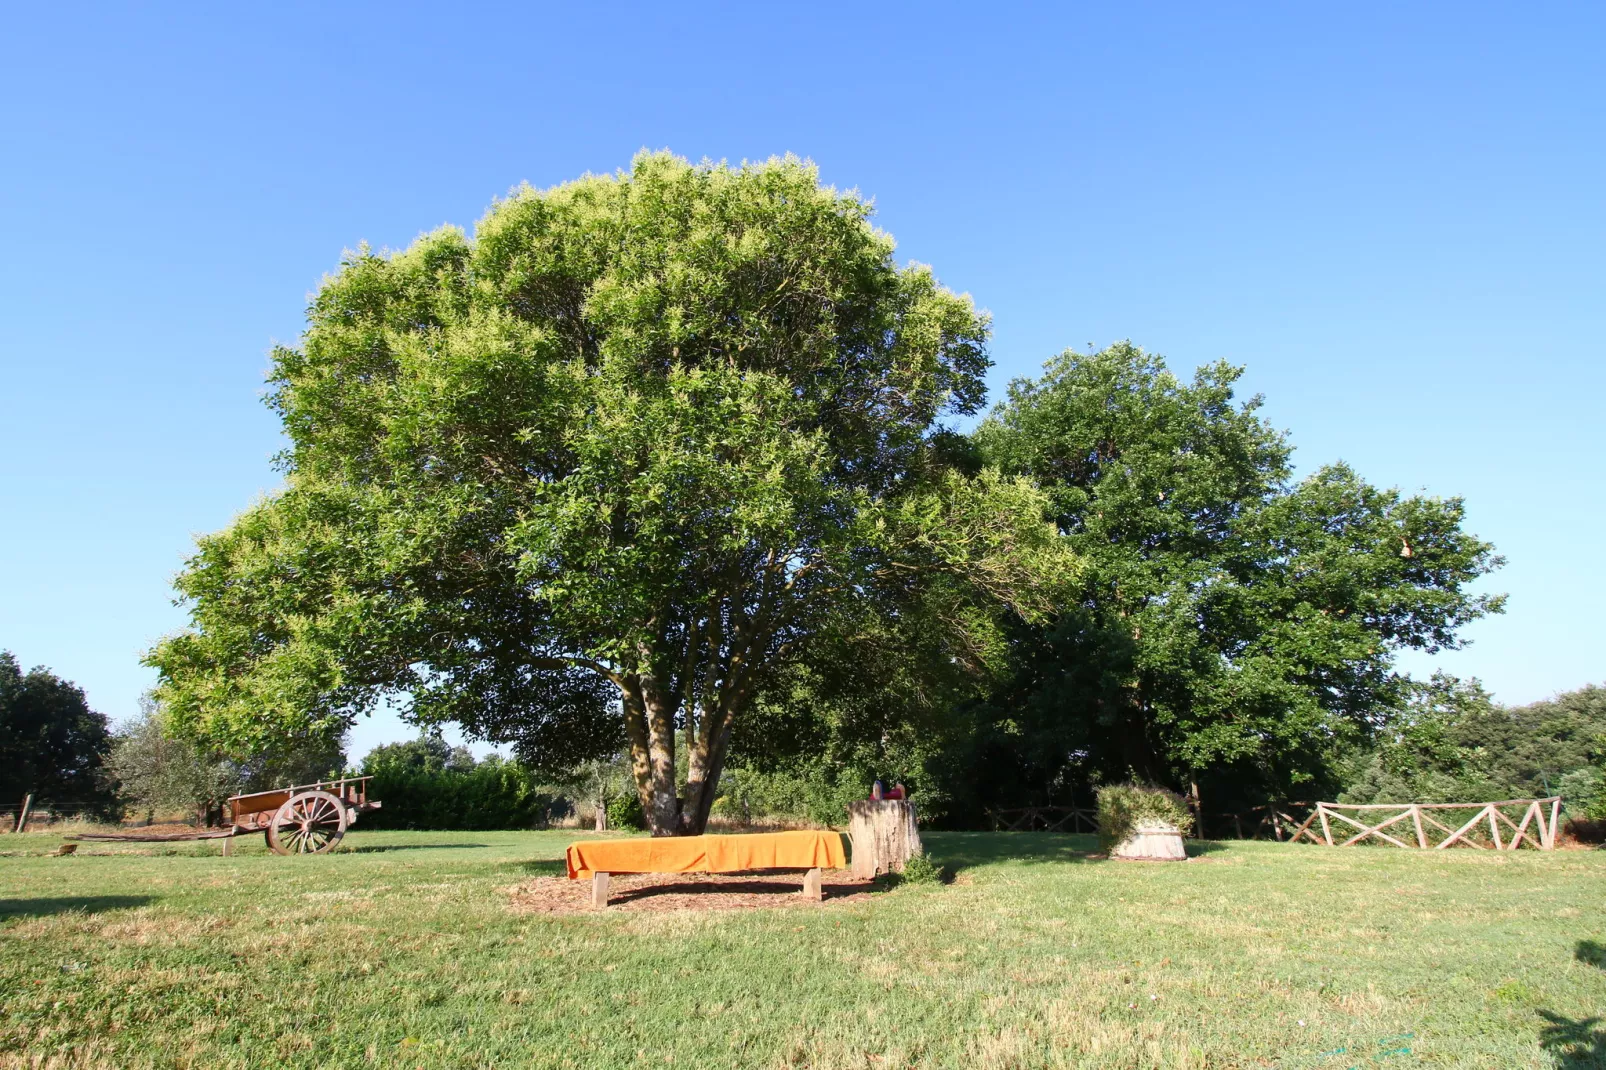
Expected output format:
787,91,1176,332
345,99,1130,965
1,3,1600,761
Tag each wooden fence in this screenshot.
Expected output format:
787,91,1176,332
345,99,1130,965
989,797,1563,850
1289,798,1561,850
988,806,1099,833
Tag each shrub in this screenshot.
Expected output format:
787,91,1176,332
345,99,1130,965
899,852,945,884
1096,783,1193,853
361,756,554,831
722,762,868,828
605,791,646,831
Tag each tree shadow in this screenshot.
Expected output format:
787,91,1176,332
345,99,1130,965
1539,1011,1606,1068
346,843,491,853
610,875,878,904
1577,941,1606,970
1184,839,1231,856
924,831,1100,873
0,896,153,920
505,859,567,876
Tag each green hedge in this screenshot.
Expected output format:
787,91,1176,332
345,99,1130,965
360,758,555,831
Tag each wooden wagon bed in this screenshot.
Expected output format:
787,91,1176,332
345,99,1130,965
68,776,381,855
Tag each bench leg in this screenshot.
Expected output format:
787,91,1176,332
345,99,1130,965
591,872,610,909
221,835,231,857
802,867,822,902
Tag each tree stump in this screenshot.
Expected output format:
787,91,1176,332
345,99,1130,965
848,800,923,879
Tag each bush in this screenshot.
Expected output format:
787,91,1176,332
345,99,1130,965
899,852,945,884
361,756,554,830
1558,766,1606,822
605,791,646,831
722,761,868,828
1096,783,1193,853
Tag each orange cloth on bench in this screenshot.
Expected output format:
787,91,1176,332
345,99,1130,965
565,830,846,880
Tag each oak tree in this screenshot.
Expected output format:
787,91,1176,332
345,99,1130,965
148,153,1065,835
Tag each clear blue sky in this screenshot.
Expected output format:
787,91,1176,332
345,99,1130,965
2,3,1601,761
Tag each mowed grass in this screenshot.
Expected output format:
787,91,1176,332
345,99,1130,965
1,830,1604,1069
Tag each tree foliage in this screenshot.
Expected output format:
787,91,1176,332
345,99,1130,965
147,153,1068,835
1340,677,1606,812
108,696,345,823
968,343,1504,806
357,746,556,831
0,652,118,816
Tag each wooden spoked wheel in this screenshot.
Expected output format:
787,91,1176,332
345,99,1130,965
266,790,348,855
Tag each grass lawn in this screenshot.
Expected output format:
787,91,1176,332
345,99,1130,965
1,829,1603,1069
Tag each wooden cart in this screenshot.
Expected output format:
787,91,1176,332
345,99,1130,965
228,776,382,854
71,776,380,856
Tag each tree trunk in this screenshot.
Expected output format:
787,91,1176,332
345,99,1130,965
849,800,922,879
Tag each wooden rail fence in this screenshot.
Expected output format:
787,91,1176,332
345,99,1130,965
989,797,1562,850
988,806,1099,833
1292,798,1561,850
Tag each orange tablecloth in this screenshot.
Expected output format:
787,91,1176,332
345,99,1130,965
566,830,847,880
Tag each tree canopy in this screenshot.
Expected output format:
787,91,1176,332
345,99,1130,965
0,652,118,816
964,343,1504,807
148,152,1067,835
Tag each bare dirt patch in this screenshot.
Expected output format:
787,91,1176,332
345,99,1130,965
508,868,879,914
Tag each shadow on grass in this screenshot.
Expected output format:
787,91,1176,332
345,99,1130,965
1184,839,1232,856
1577,941,1606,970
346,843,492,853
923,831,1100,873
610,876,883,905
0,895,153,920
1540,1010,1606,1068
504,859,567,876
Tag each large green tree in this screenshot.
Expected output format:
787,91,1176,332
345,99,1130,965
972,343,1504,806
0,652,118,816
148,153,1065,835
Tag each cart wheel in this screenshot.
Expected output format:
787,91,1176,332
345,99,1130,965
266,790,348,856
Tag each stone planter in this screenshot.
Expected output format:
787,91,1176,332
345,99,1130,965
1111,820,1186,861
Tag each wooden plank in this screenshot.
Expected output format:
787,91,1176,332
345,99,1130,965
1317,804,1334,846
802,867,822,901
1330,808,1414,849
1284,811,1322,844
14,794,32,835
1549,798,1562,850
1436,806,1494,850
1487,805,1503,850
1507,802,1538,851
591,872,610,910
1417,809,1458,841
1411,805,1427,849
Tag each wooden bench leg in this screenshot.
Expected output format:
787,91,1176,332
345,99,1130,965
220,835,232,857
591,872,610,909
802,867,821,902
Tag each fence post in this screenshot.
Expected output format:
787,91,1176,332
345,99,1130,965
14,794,32,835
1317,803,1333,846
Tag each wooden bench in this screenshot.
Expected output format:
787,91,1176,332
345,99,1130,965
565,830,845,910
587,866,822,908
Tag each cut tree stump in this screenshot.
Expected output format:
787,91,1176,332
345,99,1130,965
848,800,922,879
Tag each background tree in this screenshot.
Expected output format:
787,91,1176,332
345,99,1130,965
108,695,240,824
147,153,1068,836
1340,677,1606,812
0,652,119,817
109,696,345,825
970,343,1504,809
